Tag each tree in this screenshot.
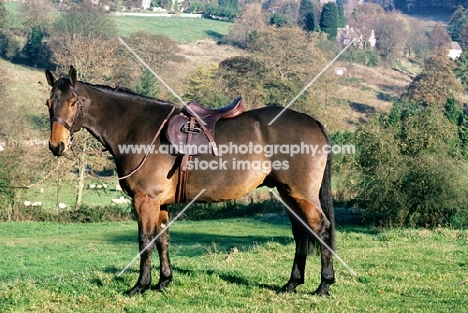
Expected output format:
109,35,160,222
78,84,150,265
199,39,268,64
350,2,384,49
245,26,334,111
406,48,463,108
184,64,230,108
429,22,451,50
367,0,395,11
223,3,266,48
375,11,408,64
320,2,339,39
269,13,290,27
0,0,21,61
336,0,346,28
354,104,466,227
298,0,317,32
454,51,468,90
457,22,468,50
19,0,54,34
134,69,160,98
22,25,44,66
47,0,121,82
0,0,8,31
402,17,430,58
447,5,468,41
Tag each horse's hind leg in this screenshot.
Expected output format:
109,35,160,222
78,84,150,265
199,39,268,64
154,205,172,291
279,191,334,295
127,192,160,296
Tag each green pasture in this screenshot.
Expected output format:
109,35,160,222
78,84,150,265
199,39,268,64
0,219,467,312
114,16,232,43
21,179,126,211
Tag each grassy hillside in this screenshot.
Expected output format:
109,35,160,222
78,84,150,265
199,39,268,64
0,220,467,312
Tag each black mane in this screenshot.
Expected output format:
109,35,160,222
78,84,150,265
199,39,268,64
78,81,173,105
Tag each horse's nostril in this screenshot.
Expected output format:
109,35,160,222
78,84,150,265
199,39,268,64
58,141,65,154
49,141,65,156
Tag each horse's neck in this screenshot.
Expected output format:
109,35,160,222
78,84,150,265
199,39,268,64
80,83,171,157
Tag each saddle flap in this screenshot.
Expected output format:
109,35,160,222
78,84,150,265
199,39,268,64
166,114,217,155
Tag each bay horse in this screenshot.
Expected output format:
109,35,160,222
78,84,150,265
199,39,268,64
45,66,335,296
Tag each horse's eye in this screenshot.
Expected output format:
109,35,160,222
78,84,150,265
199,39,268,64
70,99,77,106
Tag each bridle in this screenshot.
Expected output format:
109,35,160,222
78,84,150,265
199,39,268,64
50,86,84,151
49,83,176,180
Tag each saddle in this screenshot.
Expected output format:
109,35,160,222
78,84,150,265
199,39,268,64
166,96,244,156
166,97,244,203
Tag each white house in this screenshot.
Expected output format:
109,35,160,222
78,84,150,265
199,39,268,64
337,25,376,49
448,41,462,60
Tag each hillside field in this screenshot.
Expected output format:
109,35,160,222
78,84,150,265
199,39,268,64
0,219,467,312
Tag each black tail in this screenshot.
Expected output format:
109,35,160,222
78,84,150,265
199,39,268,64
319,150,335,250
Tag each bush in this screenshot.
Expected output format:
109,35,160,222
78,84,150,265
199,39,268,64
353,106,468,227
342,49,380,67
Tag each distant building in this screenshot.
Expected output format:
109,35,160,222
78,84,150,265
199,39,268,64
448,42,462,60
337,25,376,49
142,0,151,10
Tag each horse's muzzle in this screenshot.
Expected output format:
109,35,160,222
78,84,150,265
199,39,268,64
49,141,65,156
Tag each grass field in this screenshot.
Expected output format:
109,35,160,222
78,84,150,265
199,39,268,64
113,16,232,43
0,219,467,312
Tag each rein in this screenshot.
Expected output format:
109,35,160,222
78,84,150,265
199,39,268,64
118,105,176,180
51,85,176,181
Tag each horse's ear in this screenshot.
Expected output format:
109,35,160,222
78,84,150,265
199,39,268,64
68,66,77,87
45,70,57,87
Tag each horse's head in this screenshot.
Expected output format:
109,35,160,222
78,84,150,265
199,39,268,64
45,66,84,156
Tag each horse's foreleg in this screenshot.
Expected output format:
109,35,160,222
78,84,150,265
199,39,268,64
127,192,159,296
154,206,172,291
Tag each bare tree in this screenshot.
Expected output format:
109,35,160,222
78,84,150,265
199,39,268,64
224,4,267,48
20,0,54,32
375,11,408,64
429,22,451,50
350,2,384,49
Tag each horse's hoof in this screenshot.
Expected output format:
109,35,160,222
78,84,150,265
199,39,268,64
126,284,150,296
154,279,172,292
313,288,330,297
279,283,297,294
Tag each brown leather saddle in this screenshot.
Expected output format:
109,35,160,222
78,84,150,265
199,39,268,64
166,96,244,156
166,97,244,203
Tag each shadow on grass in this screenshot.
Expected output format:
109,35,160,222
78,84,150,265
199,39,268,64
204,30,225,40
171,265,269,289
107,230,292,258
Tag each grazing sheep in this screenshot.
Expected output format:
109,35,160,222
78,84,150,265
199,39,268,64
58,203,67,209
24,201,31,206
115,185,123,191
111,196,130,205
89,184,96,189
32,201,42,207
